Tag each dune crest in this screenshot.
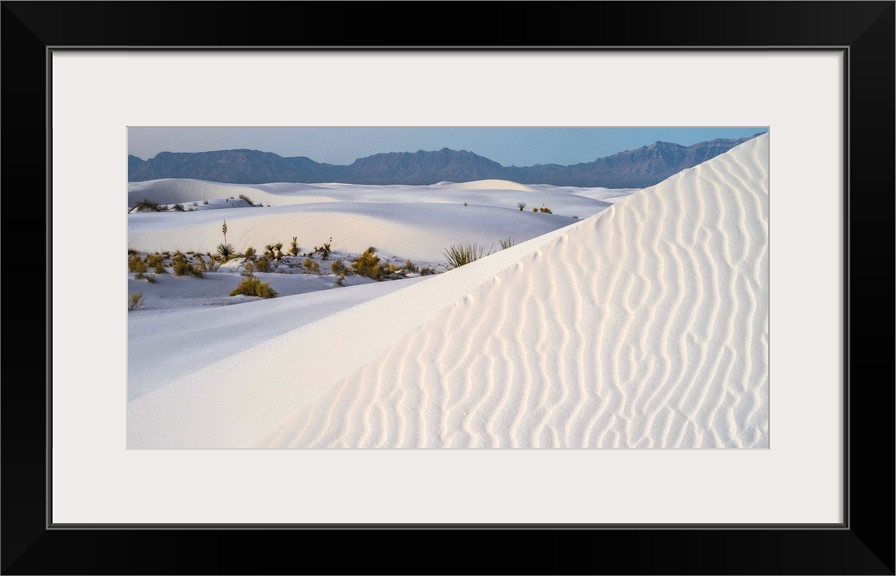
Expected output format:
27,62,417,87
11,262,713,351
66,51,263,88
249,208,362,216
262,135,769,448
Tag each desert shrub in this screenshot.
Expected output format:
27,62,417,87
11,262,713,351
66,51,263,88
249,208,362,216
255,257,272,273
351,247,384,280
144,273,156,283
289,237,300,256
331,260,347,275
230,277,277,299
172,252,202,277
273,242,284,260
238,193,255,207
572,215,579,219
173,203,185,212
132,198,162,213
241,260,255,277
216,243,236,261
206,256,220,272
146,254,166,274
192,201,198,206
127,247,139,256
517,202,527,211
533,207,538,212
195,256,208,274
443,243,488,270
128,292,144,310
203,199,209,205
420,266,436,276
243,246,257,261
303,258,320,273
538,205,553,214
499,237,515,250
403,259,418,273
128,254,147,275
334,274,346,287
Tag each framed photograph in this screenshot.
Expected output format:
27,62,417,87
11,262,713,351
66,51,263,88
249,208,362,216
6,1,892,574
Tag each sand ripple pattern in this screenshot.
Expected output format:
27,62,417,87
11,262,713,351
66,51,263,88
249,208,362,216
267,136,769,448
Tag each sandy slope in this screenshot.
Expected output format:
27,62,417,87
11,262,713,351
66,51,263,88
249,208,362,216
127,226,580,448
258,134,769,448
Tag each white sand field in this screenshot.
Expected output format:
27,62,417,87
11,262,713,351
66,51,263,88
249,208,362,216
127,134,768,449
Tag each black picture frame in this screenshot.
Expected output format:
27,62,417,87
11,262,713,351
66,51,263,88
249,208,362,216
3,2,893,574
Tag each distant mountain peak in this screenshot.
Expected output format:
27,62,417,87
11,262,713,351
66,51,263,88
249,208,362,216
128,135,760,187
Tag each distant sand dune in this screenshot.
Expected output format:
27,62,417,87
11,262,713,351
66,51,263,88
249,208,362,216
262,135,769,448
435,179,541,192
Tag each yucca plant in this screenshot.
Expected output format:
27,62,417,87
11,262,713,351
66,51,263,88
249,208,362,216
216,243,236,261
443,243,489,270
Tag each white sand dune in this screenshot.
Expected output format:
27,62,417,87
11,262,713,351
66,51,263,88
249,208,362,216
127,137,766,449
437,179,540,192
127,228,578,448
257,134,769,449
127,178,612,262
127,276,428,400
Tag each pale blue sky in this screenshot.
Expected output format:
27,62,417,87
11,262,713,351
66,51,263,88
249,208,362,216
128,127,767,167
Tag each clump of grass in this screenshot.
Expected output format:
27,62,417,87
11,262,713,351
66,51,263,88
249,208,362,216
203,199,209,205
128,254,147,276
173,203,185,212
146,254,166,274
128,292,144,310
230,277,277,298
499,237,515,250
532,207,538,212
216,243,236,262
331,260,347,275
351,247,384,280
243,246,257,261
172,252,204,278
420,266,436,276
289,237,300,256
238,193,255,207
132,198,162,213
403,259,418,273
443,243,489,270
538,204,553,214
303,258,320,273
206,255,221,272
264,244,278,260
313,237,333,260
255,257,272,273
